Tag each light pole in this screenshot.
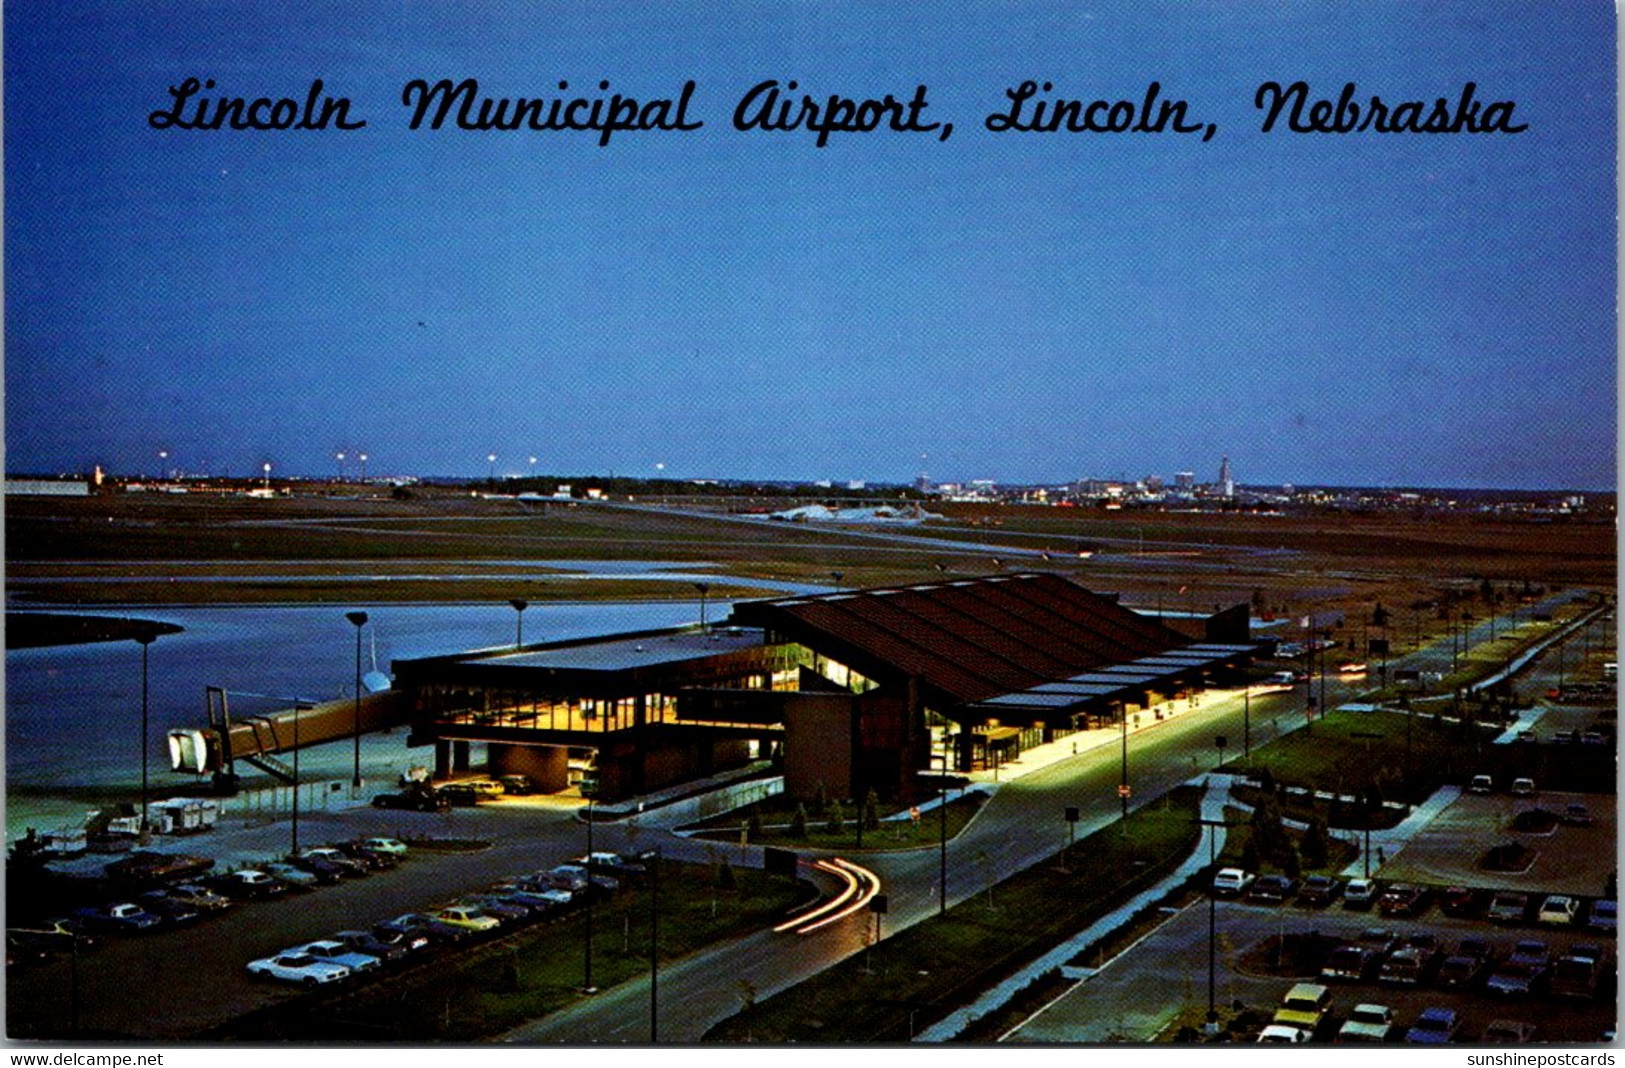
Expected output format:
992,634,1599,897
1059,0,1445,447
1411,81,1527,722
510,599,529,647
136,632,158,832
358,453,368,481
1120,705,1130,824
487,452,497,483
694,582,710,633
649,849,660,1042
1242,685,1251,759
346,611,368,790
157,449,168,479
940,724,950,917
582,787,597,994
336,451,345,480
291,699,307,855
262,461,271,490
1200,815,1225,1034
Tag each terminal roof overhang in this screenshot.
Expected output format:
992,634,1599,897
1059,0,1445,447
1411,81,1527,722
727,572,1263,714
967,643,1260,717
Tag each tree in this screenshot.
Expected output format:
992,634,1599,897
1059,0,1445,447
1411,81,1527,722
863,789,881,831
1301,813,1329,869
746,812,763,842
1240,838,1261,873
1371,602,1390,629
790,803,809,839
1250,795,1287,864
717,860,736,890
1256,765,1277,796
825,799,845,836
1281,843,1302,880
812,781,829,813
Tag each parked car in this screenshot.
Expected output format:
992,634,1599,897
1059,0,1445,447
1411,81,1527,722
1549,945,1604,1000
1488,891,1529,925
1537,894,1579,926
245,951,350,986
1379,940,1441,987
1469,774,1494,794
208,869,288,899
375,912,470,945
331,929,410,964
438,784,481,806
1486,941,1551,997
361,924,431,954
1337,1003,1395,1043
296,847,367,878
72,903,162,933
133,892,202,926
487,883,573,913
372,786,449,812
360,837,408,856
1510,777,1536,797
163,883,232,913
1588,899,1617,932
1257,1024,1310,1044
337,843,397,871
1211,867,1253,898
1438,886,1482,918
8,919,99,952
263,862,322,889
1562,804,1596,827
1321,942,1379,982
455,896,531,924
1405,1007,1460,1045
1437,939,1494,990
1273,983,1332,1034
292,939,382,975
1342,878,1378,910
285,855,345,884
432,905,501,933
1298,874,1341,906
498,774,537,795
1378,883,1430,917
1480,1020,1537,1044
1248,874,1297,905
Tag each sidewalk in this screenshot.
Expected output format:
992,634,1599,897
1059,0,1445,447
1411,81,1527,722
1337,785,1462,879
914,774,1235,1042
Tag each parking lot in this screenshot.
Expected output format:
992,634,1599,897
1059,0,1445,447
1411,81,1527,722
1378,789,1616,897
1011,890,1616,1044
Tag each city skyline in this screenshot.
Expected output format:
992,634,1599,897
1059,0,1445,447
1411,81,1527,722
5,2,1616,492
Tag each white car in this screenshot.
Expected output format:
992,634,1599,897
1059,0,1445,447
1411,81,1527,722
293,939,382,973
1338,1003,1395,1042
246,951,352,985
1211,868,1252,897
1257,1024,1310,1044
361,837,408,855
1537,894,1579,926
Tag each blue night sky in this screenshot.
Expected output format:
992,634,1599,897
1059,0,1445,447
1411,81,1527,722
4,1,1616,490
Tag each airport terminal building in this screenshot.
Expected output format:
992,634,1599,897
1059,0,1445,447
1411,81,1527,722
391,573,1263,803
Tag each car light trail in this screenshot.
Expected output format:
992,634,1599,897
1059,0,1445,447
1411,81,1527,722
774,857,882,935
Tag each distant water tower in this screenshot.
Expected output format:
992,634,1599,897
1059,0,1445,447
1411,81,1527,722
1218,456,1235,498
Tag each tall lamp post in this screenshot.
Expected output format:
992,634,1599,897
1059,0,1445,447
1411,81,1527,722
940,724,950,917
694,583,710,633
1200,815,1226,1034
510,599,529,647
135,632,158,832
1119,705,1130,825
582,783,598,994
345,611,368,790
